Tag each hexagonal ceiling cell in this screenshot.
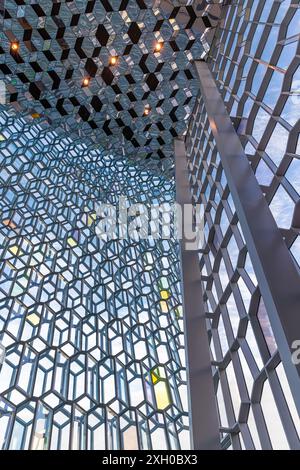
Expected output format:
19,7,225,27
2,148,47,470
0,0,223,172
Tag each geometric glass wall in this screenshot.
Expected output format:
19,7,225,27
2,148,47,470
186,93,300,450
1,0,299,452
0,106,188,450
184,0,300,449
209,0,300,267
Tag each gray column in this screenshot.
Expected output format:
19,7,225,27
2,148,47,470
175,137,221,450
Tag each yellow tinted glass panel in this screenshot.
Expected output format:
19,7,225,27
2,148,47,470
27,313,40,326
151,370,159,384
160,290,170,300
154,380,171,410
67,237,77,247
175,305,183,318
9,245,19,255
87,215,95,226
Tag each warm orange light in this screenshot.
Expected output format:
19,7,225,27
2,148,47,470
11,42,19,52
144,106,151,116
82,77,90,87
109,56,118,66
154,42,163,53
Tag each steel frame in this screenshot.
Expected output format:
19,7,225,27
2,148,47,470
194,60,300,415
177,56,300,449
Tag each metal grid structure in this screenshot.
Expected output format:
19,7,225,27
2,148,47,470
185,87,300,451
0,106,189,450
0,0,222,171
209,0,300,268
0,0,299,452
181,0,300,449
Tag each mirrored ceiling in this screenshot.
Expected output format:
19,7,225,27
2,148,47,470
0,0,222,172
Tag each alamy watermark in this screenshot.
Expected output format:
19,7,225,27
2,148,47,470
291,340,300,366
0,342,6,366
93,197,205,251
0,80,6,105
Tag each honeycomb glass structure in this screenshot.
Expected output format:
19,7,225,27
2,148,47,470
0,0,222,170
1,0,300,453
209,0,300,268
186,95,300,450
0,106,189,450
182,0,300,450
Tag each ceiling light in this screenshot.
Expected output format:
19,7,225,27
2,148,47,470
144,106,151,116
109,56,118,66
10,41,19,53
154,42,163,53
82,77,90,87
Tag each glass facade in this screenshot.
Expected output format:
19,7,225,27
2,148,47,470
0,107,189,450
186,92,300,450
0,0,299,452
182,0,300,450
209,0,300,266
